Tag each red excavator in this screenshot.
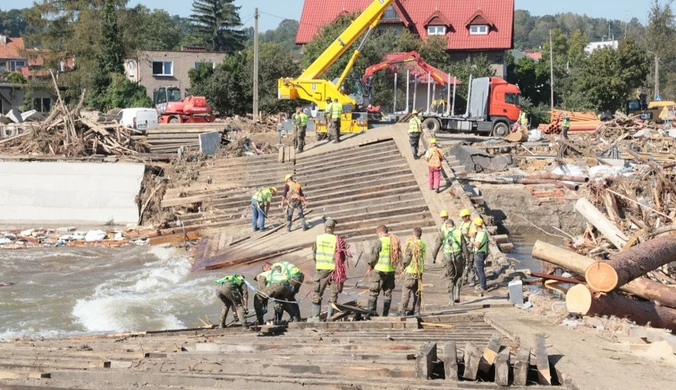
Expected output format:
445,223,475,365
362,51,452,87
153,86,215,124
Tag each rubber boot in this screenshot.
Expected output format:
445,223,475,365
326,305,335,322
382,300,391,317
236,307,248,328
292,304,302,323
367,298,378,317
301,218,309,231
308,303,321,323
273,308,283,324
448,292,455,306
286,220,292,233
219,305,229,328
454,285,461,304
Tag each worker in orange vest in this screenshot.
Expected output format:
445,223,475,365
281,174,309,232
424,138,444,193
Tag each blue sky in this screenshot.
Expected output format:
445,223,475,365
9,0,649,32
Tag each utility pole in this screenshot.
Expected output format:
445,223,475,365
549,30,554,112
655,56,660,100
253,8,259,123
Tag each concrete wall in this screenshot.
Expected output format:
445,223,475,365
0,85,55,115
449,50,507,78
0,161,145,226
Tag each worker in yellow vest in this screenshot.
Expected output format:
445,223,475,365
459,209,477,286
253,268,292,325
561,113,571,140
436,219,467,305
214,274,249,328
367,225,400,317
310,218,345,322
429,210,449,265
264,260,304,322
331,98,343,143
251,187,277,232
396,227,426,316
282,174,308,232
292,106,309,153
424,138,444,193
324,97,333,141
408,110,422,159
518,111,528,129
470,217,489,295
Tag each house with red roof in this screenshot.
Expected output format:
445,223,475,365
296,0,515,77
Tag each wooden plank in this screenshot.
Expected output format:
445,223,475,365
420,322,455,329
462,342,482,381
443,342,458,381
535,333,551,385
415,342,437,379
494,347,510,386
482,333,502,365
513,348,530,386
148,231,201,246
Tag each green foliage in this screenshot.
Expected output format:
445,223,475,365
259,20,300,54
189,0,245,52
244,43,301,113
0,8,29,36
518,97,550,128
507,53,550,107
124,6,183,51
7,71,27,84
447,55,496,113
99,73,152,110
99,0,124,74
578,38,649,111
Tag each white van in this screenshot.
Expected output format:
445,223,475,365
119,108,158,133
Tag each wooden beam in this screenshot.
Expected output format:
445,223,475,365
535,333,551,385
575,198,628,249
443,342,458,381
415,342,437,379
494,347,510,386
462,342,482,381
482,333,502,366
513,348,531,386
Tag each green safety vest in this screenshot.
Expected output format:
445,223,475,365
461,221,475,236
440,223,450,238
409,117,421,133
315,233,337,270
259,269,289,286
519,112,528,125
562,117,571,127
375,236,395,273
331,103,343,120
443,228,463,254
474,231,489,254
252,188,272,204
405,240,426,275
294,113,308,127
273,261,302,277
215,274,244,286
325,103,332,120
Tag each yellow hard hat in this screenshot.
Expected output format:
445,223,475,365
473,217,484,227
459,209,471,218
271,187,278,195
412,110,419,115
284,174,293,182
430,138,437,144
440,210,449,218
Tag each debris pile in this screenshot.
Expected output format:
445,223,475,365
0,227,146,249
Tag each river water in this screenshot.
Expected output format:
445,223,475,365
0,246,221,341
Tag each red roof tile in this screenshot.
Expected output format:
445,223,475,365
524,51,542,61
423,10,451,27
0,37,25,59
296,0,514,51
465,10,494,28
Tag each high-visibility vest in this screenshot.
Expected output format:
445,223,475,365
215,274,244,286
274,261,302,277
474,230,489,254
443,228,463,254
427,147,443,168
252,188,272,204
405,240,426,275
259,269,289,286
315,233,337,270
331,103,343,120
562,117,571,127
408,117,421,133
375,236,395,273
294,113,308,127
461,221,476,237
325,103,332,120
440,223,450,238
519,112,528,125
286,181,303,202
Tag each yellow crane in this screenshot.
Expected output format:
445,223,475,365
278,0,394,135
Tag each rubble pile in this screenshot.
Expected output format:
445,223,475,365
0,227,147,249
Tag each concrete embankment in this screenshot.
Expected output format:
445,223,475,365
0,161,144,226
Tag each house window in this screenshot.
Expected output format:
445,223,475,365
32,98,52,113
383,5,398,20
194,61,214,69
0,60,7,71
152,61,173,76
9,60,27,71
470,25,489,35
427,26,446,36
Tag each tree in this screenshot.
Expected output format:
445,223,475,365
99,0,124,74
189,0,245,52
7,72,27,84
124,6,183,51
645,0,676,99
100,74,153,109
0,8,29,36
507,53,550,107
190,53,249,116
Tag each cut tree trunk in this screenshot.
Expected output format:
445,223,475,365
533,241,676,309
567,284,676,331
575,198,629,249
585,236,676,292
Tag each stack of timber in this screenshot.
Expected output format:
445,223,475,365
0,313,565,389
537,109,602,134
145,124,227,154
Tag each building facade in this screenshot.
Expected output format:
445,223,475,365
124,48,227,99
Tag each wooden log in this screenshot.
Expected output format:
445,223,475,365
566,284,676,331
604,192,621,224
534,333,551,385
585,236,676,292
513,348,530,386
148,231,201,246
443,342,458,381
494,348,510,386
533,241,676,309
528,173,590,183
482,333,502,365
415,342,437,379
575,198,628,248
462,342,482,381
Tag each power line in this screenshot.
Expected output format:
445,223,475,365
259,10,321,29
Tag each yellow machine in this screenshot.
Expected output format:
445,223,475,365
278,0,394,136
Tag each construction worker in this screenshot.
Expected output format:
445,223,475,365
331,98,343,143
561,113,571,140
281,174,308,232
431,92,447,115
431,219,466,305
310,218,346,322
430,210,449,264
397,227,426,316
324,97,333,141
254,267,293,325
292,107,309,153
251,187,277,232
424,138,444,193
459,209,476,286
263,260,304,322
408,110,422,159
214,273,249,328
518,110,528,129
470,217,489,295
368,225,400,317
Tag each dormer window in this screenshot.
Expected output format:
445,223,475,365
470,25,489,35
428,26,447,36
